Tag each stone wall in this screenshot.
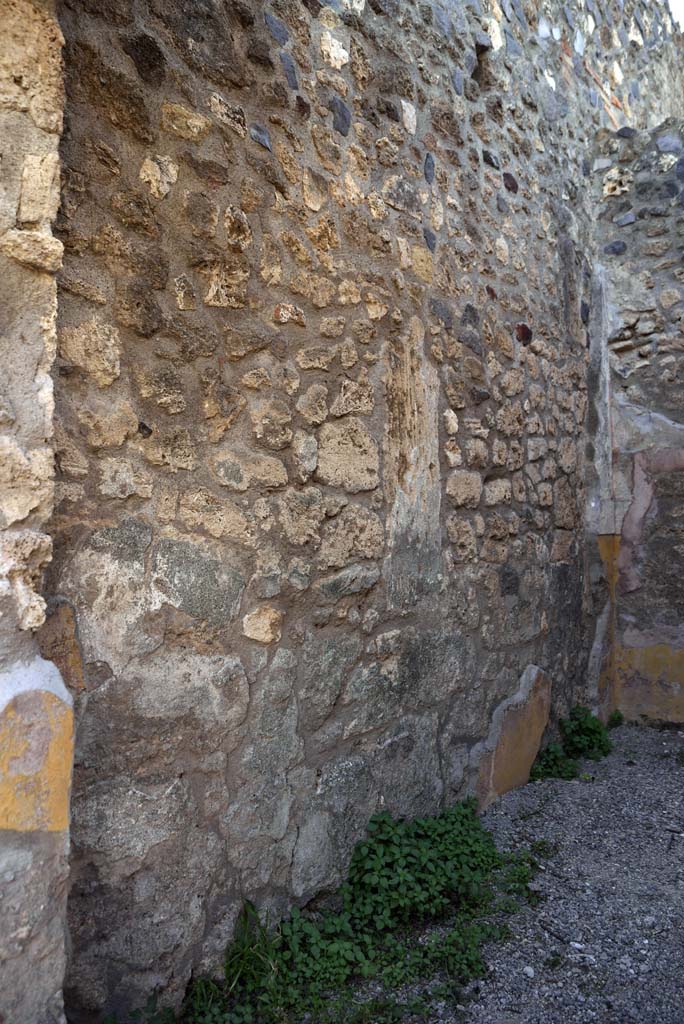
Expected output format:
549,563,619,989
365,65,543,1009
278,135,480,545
39,0,683,1018
588,118,684,723
0,2,72,1023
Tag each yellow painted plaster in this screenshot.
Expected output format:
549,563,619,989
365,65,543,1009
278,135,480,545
597,534,684,721
0,690,73,831
614,644,684,723
597,534,621,715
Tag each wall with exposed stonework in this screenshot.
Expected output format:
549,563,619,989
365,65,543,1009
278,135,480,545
19,0,680,1018
0,2,72,1023
587,119,684,724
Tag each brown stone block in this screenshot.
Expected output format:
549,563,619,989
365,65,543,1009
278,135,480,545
475,665,551,810
38,601,86,696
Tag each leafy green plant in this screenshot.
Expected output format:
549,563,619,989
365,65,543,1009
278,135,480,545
156,799,538,1024
560,706,612,760
531,705,613,781
607,709,624,729
529,839,556,859
530,742,578,781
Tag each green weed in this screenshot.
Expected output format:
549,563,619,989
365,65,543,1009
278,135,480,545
126,799,537,1024
529,839,557,859
530,742,578,781
531,706,612,781
560,706,612,761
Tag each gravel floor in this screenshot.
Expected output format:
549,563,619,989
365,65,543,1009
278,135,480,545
460,724,684,1024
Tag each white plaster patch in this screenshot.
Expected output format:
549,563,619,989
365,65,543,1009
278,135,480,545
320,30,349,69
401,99,417,135
139,155,178,199
487,17,504,50
0,656,71,715
538,16,551,39
628,18,644,45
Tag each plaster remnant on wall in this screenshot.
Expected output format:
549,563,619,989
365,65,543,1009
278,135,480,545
0,4,69,1022
589,120,684,726
474,666,551,810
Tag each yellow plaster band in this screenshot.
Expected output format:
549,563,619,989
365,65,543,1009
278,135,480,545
597,534,620,598
0,656,73,832
614,644,684,723
0,690,73,831
596,536,684,721
596,534,621,714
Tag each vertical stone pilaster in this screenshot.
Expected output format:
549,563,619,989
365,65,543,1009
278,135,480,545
0,3,69,1022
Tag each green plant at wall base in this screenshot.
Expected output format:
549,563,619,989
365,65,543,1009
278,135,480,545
530,705,612,781
560,706,612,760
530,742,578,781
169,799,538,1023
607,709,624,729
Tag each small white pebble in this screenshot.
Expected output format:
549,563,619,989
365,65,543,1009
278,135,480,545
523,965,535,979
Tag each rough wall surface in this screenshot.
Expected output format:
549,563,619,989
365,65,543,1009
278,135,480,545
0,2,71,1023
588,119,684,722
45,0,683,1017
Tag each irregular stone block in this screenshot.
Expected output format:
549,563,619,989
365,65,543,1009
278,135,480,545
316,418,379,492
59,318,120,387
160,101,212,141
242,605,283,643
475,665,551,809
0,228,63,272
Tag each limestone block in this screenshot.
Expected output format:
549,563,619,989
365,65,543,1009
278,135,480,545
160,102,211,141
0,228,63,272
139,155,178,198
320,31,349,70
0,529,52,631
19,153,61,226
212,449,287,491
0,0,64,134
296,384,328,425
316,418,379,492
483,478,512,506
318,504,384,568
179,488,255,544
475,666,551,810
77,399,138,449
446,469,482,508
59,318,121,387
0,437,53,528
242,606,283,644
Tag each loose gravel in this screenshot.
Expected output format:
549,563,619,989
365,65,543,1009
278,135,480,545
461,724,684,1024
